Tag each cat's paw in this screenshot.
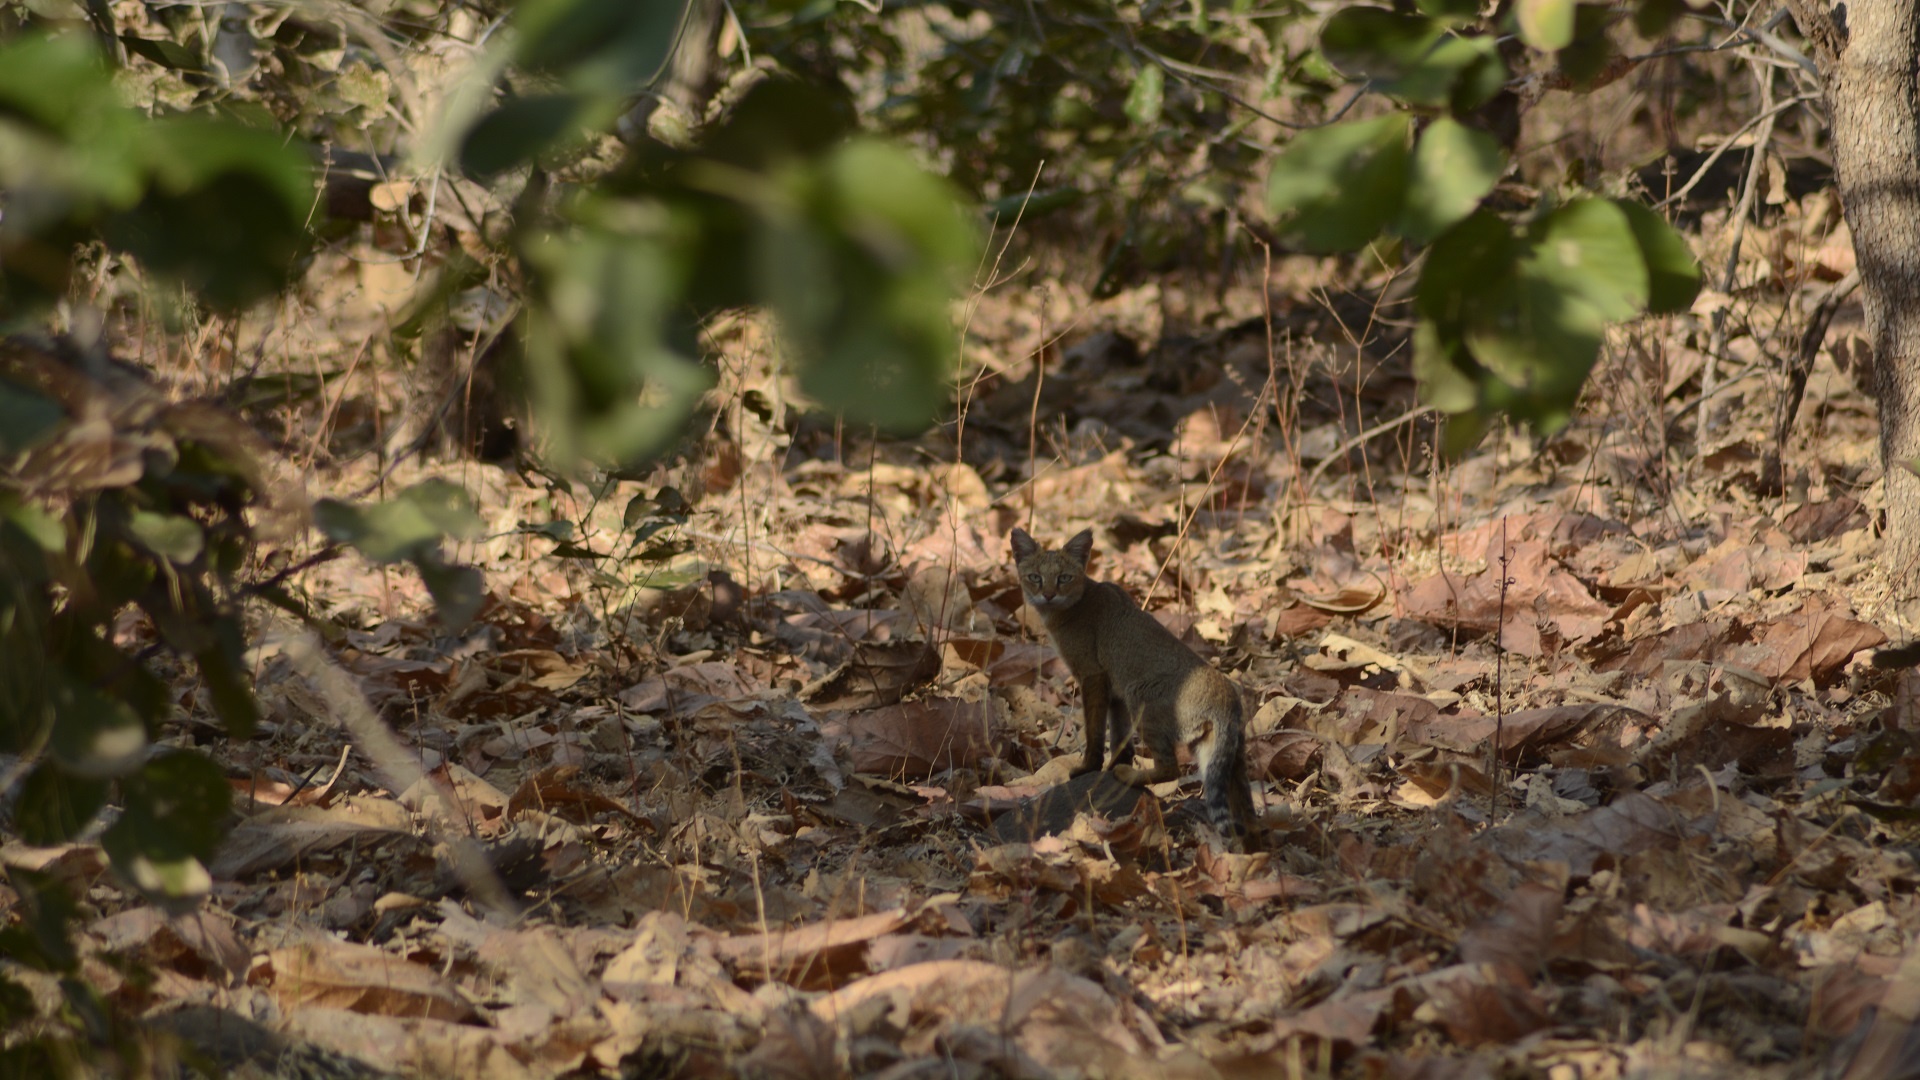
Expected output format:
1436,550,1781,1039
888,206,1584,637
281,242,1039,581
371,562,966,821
1069,761,1102,778
1111,764,1144,786
1208,822,1262,856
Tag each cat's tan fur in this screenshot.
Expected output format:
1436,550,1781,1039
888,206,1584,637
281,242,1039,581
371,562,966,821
1010,527,1256,847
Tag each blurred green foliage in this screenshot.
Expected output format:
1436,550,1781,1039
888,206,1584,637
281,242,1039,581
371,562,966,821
1261,0,1702,441
315,479,486,625
445,1,983,457
0,34,311,312
0,343,264,913
735,0,1710,437
730,0,1318,291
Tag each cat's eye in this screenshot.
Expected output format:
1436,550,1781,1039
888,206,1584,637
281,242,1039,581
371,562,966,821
1026,573,1040,584
1059,573,1074,583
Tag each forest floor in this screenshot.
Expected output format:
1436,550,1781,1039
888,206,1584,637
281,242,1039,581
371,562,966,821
20,193,1920,1080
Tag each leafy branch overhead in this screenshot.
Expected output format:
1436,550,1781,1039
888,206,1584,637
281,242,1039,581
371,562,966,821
0,35,312,312
314,481,486,628
0,341,269,914
448,0,981,463
0,0,982,1022
1268,0,1702,442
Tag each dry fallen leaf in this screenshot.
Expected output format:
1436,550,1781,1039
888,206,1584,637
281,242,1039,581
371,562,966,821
719,908,915,990
266,941,475,1022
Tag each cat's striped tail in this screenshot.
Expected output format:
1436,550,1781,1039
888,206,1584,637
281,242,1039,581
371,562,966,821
1198,696,1257,849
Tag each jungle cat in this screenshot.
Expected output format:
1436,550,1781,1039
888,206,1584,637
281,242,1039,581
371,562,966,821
1010,527,1256,847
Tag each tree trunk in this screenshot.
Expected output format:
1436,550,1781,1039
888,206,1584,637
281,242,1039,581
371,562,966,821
1788,0,1920,602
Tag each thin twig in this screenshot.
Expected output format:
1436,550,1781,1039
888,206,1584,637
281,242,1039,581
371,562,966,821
1303,405,1438,496
1696,59,1780,452
283,633,517,916
1145,355,1282,604
1654,93,1815,211
1490,516,1511,820
1024,286,1051,533
682,528,847,573
955,160,1046,466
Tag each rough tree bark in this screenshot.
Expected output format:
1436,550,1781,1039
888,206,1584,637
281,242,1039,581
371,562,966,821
1784,0,1920,604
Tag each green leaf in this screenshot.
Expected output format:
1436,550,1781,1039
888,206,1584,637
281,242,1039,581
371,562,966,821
196,620,258,739
693,76,855,172
315,481,482,564
764,139,980,433
414,553,485,627
1615,199,1701,314
1382,34,1504,107
1558,4,1617,86
103,751,230,913
1635,0,1683,36
132,117,313,236
547,541,609,560
1462,263,1607,432
1124,64,1165,126
1526,198,1647,321
1397,118,1505,243
1319,12,1507,107
116,752,230,855
0,34,129,142
312,501,402,560
459,93,605,179
521,216,714,463
3,500,63,552
119,34,205,73
1470,279,1606,394
0,974,35,1025
1412,320,1480,413
623,493,654,529
48,677,148,780
1266,114,1411,253
0,34,150,241
1320,8,1445,83
14,764,108,846
1418,0,1485,19
403,480,485,541
1415,207,1627,432
1439,409,1494,457
625,487,690,534
311,499,369,549
1515,0,1576,50
0,871,79,973
106,118,314,310
0,380,64,455
518,520,574,542
127,511,205,565
514,0,690,93
86,538,157,609
1450,45,1510,113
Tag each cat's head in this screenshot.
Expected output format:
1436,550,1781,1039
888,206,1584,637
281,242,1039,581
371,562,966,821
1009,528,1094,610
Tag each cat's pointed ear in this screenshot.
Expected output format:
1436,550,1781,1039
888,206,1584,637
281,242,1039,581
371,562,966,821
1064,529,1095,564
1010,528,1038,560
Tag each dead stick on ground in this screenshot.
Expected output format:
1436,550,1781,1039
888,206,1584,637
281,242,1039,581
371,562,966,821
283,632,516,916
